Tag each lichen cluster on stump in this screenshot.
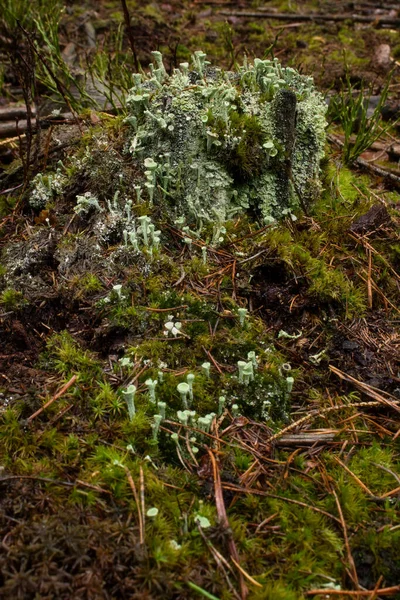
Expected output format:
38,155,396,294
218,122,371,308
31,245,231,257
126,50,327,227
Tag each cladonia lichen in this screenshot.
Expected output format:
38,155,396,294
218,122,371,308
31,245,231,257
125,52,327,230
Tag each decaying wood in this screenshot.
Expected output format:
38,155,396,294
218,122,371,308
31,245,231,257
328,134,400,189
275,430,338,446
219,11,400,27
0,112,74,139
0,105,37,121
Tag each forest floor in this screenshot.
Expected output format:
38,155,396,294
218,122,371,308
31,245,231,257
0,1,400,599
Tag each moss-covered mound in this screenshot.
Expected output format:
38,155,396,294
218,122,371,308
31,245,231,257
123,51,326,228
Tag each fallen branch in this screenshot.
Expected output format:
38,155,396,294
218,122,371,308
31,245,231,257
219,11,400,27
276,430,338,446
0,113,74,139
0,105,37,121
328,134,400,189
267,400,399,445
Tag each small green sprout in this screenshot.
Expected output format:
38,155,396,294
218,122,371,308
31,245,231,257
164,321,174,335
171,432,182,453
164,320,182,337
145,182,155,204
172,322,182,337
218,396,226,416
309,349,327,365
263,140,278,158
134,185,142,202
201,246,207,264
138,215,151,246
179,62,189,76
198,414,213,433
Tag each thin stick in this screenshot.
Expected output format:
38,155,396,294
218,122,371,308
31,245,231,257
332,490,359,589
27,375,77,423
369,576,384,600
334,457,375,497
197,525,241,600
124,466,144,545
140,466,145,538
305,586,400,597
267,400,396,444
330,366,400,414
367,248,373,309
230,557,262,588
222,483,341,524
142,304,188,312
207,449,248,599
202,346,223,374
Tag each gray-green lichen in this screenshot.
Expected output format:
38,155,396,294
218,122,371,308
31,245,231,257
126,51,327,228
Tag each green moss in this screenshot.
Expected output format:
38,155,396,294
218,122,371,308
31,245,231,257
224,113,266,181
0,194,17,218
71,272,103,297
0,288,26,310
45,331,101,381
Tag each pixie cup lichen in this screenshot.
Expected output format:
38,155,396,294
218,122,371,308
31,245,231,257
125,51,327,235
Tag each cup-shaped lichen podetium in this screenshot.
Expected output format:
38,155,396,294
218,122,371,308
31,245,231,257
122,384,137,421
